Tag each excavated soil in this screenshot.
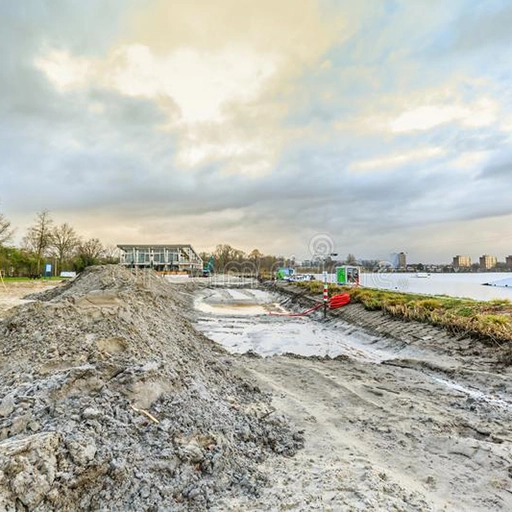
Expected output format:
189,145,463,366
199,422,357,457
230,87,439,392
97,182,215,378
0,267,302,511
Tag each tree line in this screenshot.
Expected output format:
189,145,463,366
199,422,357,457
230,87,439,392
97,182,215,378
200,245,295,275
0,206,370,279
0,209,117,277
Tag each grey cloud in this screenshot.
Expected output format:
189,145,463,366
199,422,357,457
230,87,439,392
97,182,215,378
478,161,512,181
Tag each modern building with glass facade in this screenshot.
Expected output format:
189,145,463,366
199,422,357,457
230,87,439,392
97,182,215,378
117,244,203,273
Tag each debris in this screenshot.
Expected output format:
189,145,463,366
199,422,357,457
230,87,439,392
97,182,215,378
130,405,160,424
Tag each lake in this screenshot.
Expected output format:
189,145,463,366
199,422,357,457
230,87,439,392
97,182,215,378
315,272,512,302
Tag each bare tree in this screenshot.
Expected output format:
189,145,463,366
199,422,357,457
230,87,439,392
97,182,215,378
51,223,80,274
102,245,120,263
23,210,54,274
75,238,104,270
0,209,14,246
345,253,357,265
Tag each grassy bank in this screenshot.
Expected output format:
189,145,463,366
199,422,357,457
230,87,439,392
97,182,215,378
295,281,512,352
1,276,63,282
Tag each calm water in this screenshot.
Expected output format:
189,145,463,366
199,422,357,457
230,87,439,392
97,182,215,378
317,272,512,301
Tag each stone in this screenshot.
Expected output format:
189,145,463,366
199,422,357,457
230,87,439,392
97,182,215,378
0,395,15,418
181,442,204,463
82,407,101,420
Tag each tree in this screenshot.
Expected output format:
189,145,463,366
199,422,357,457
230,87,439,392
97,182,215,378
0,207,14,246
50,223,80,274
213,244,246,272
23,210,54,274
345,253,357,265
0,246,38,277
74,238,104,271
249,249,263,261
199,252,211,264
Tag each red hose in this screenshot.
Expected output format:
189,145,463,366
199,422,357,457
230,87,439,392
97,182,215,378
329,293,351,309
268,293,351,317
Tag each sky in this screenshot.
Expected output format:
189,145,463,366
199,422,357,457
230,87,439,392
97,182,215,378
1,0,512,263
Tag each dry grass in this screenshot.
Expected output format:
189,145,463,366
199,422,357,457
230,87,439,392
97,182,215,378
295,281,512,351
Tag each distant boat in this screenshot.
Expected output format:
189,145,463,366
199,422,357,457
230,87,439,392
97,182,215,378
415,272,430,278
484,277,512,288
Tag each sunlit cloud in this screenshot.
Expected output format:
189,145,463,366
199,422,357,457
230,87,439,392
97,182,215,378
390,98,498,133
37,44,279,124
350,147,447,173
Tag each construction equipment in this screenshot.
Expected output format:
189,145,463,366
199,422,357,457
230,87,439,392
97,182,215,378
203,255,215,277
276,267,295,280
336,266,360,286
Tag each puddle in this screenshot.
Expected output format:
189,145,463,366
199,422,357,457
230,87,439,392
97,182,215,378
194,288,284,317
194,288,421,361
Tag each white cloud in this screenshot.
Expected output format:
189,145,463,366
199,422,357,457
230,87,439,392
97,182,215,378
350,147,446,172
390,98,498,133
35,50,93,91
37,44,279,125
36,44,282,176
110,45,279,124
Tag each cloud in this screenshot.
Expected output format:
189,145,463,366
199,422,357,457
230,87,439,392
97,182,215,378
36,45,279,125
390,98,498,133
350,147,446,172
33,0,346,178
2,0,512,262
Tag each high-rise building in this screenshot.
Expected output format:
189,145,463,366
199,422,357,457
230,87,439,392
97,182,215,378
479,254,497,270
506,255,512,269
398,252,406,269
453,255,471,268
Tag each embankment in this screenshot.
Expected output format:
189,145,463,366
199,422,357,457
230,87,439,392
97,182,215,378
275,281,512,364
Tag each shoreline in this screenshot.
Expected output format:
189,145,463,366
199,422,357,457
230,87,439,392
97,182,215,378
279,281,512,364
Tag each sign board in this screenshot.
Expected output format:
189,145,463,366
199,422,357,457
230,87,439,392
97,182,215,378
60,271,77,278
44,263,52,277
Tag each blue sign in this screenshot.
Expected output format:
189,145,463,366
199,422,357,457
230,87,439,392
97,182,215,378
45,263,52,277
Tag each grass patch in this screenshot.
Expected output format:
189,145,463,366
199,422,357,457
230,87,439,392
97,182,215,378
294,281,512,353
1,276,63,282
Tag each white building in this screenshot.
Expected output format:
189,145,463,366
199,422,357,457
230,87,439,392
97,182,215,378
117,244,203,273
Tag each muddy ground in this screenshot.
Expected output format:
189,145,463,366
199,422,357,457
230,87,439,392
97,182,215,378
228,355,512,511
193,284,512,511
0,270,511,510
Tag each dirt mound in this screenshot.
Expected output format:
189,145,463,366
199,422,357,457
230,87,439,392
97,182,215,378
0,266,302,511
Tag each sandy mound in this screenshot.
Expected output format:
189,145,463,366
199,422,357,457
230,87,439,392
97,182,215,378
0,266,302,511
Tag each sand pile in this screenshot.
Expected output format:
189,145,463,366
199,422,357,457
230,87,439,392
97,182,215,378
0,266,302,511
